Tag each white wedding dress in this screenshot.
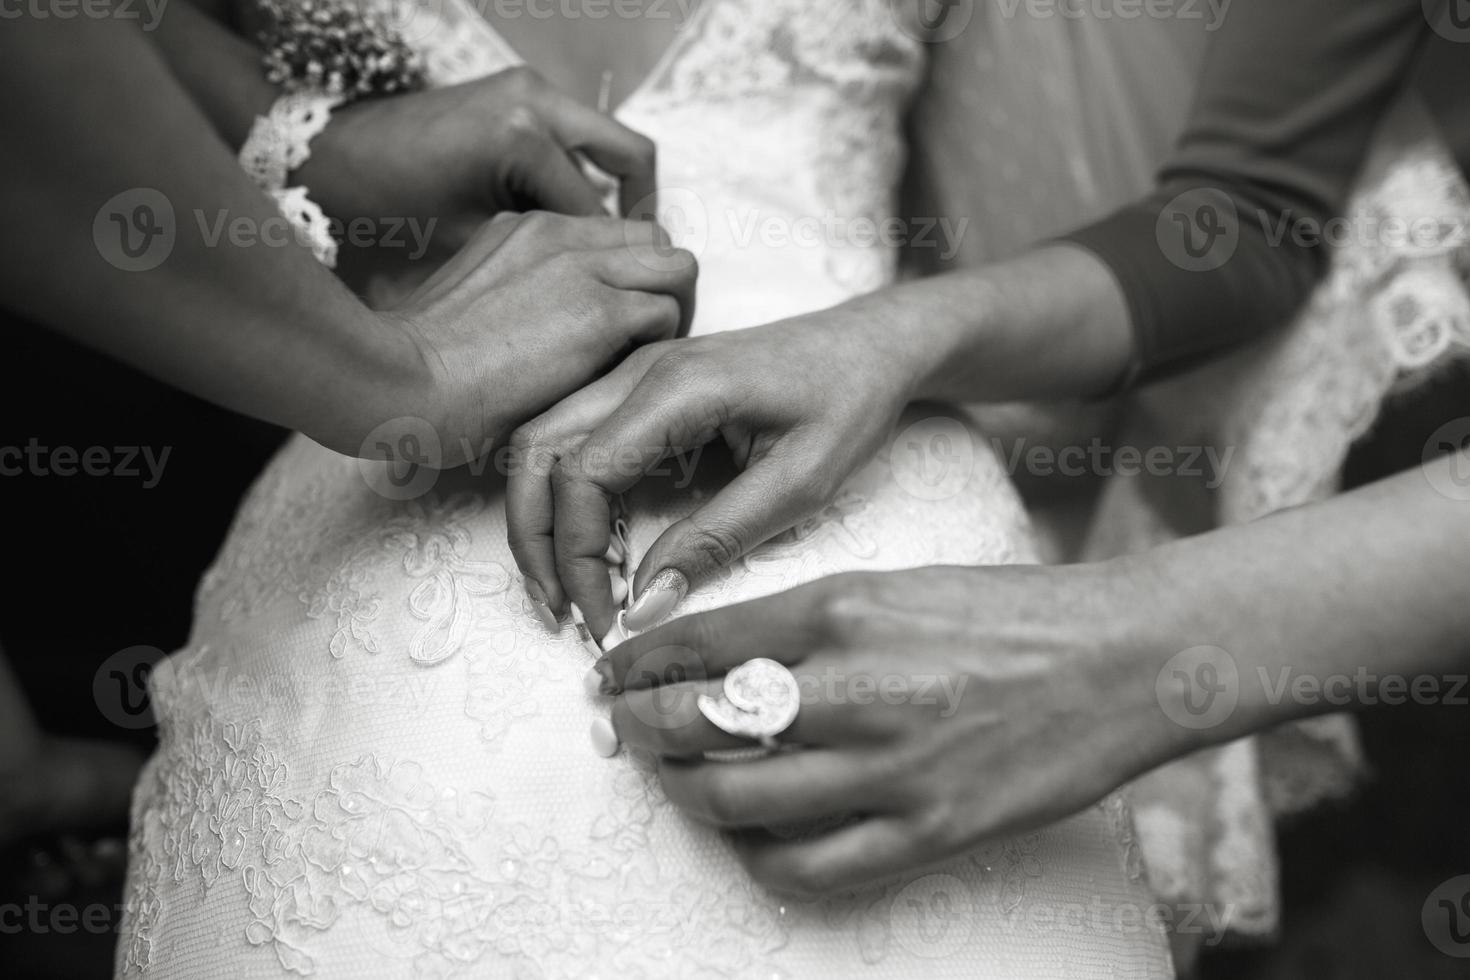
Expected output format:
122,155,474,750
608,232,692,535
116,2,1174,977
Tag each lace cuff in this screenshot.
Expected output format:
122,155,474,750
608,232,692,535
239,91,343,268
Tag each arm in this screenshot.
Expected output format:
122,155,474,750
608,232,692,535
506,0,1460,633
0,15,693,463
598,449,1470,895
145,0,664,256
148,0,278,150
0,13,403,452
913,0,1448,397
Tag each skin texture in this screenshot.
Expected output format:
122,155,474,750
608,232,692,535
153,1,661,248
508,243,1132,635
0,17,692,469
599,455,1470,896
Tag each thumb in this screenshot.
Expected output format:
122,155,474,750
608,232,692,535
502,127,609,217
624,447,830,632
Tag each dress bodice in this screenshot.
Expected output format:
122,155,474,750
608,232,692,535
423,0,924,333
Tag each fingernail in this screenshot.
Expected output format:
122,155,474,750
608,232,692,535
597,656,620,696
584,662,608,699
625,568,688,631
569,602,602,656
600,610,631,652
525,579,560,633
585,657,619,697
604,539,625,565
590,717,620,757
610,572,629,604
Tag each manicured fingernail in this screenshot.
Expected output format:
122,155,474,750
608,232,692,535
610,572,629,604
590,717,620,757
525,579,560,633
604,538,625,565
625,568,688,631
600,610,631,652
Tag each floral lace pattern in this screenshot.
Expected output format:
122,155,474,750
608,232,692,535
238,90,342,267
119,2,1173,977
1084,93,1470,945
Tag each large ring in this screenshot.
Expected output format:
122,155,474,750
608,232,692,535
697,658,801,750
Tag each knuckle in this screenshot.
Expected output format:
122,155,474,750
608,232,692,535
783,857,836,899
699,776,745,826
810,573,879,642
497,64,544,96
508,420,543,453
489,209,524,229
622,293,681,339
549,453,586,490
629,132,657,167
496,102,548,142
670,248,699,282
648,345,704,383
682,520,745,570
520,209,562,235
910,801,963,852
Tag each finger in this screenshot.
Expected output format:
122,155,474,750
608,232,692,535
412,210,659,302
602,581,830,693
659,750,900,829
506,135,609,217
506,352,659,615
596,279,685,349
587,242,697,337
401,210,527,302
550,362,727,636
629,440,831,613
538,91,659,219
551,456,620,637
736,817,929,898
463,212,669,281
612,677,839,756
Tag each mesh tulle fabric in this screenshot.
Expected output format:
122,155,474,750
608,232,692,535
901,12,1469,952
116,2,1174,977
1082,94,1470,944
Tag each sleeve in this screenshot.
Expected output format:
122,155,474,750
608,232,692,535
1059,0,1446,386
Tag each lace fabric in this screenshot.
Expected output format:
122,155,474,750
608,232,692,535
118,1,1175,977
238,90,343,267
1084,92,1470,944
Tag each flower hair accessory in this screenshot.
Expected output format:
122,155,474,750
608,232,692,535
256,0,426,101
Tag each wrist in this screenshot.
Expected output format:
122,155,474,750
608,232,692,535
300,309,435,458
1080,553,1227,774
840,281,971,405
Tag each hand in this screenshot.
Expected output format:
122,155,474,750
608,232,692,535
349,210,697,468
297,66,659,257
595,563,1185,897
505,298,932,636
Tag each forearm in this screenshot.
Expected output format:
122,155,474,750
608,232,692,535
0,16,418,453
868,243,1135,404
1126,452,1470,760
149,0,277,150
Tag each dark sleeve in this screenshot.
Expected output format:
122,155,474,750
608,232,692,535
1060,0,1439,386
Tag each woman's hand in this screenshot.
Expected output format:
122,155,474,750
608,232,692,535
594,563,1181,896
347,210,697,468
505,298,936,636
297,66,659,258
